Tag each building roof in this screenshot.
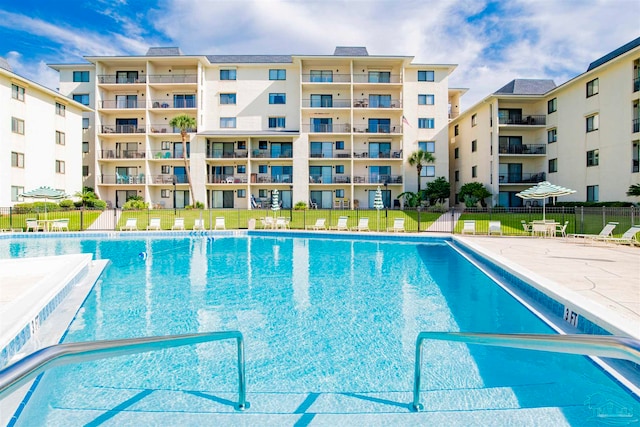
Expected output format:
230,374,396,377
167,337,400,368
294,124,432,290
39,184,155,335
333,46,369,56
146,47,183,56
206,55,293,64
587,36,640,71
494,79,556,95
0,57,12,72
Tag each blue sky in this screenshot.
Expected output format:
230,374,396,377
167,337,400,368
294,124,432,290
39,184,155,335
1,0,638,108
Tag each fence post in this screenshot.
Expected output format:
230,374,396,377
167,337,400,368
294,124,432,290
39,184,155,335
113,208,118,231
632,207,635,226
80,206,84,231
9,207,12,229
417,208,421,232
450,207,455,234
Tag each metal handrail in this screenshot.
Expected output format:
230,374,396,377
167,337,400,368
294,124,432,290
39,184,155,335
412,332,640,411
0,331,249,410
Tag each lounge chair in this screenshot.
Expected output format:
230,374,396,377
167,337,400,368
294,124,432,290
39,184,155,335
251,195,262,209
275,217,290,229
214,217,226,230
194,219,205,230
51,218,70,232
461,220,476,235
595,226,640,246
569,222,618,241
309,199,318,209
306,218,326,230
488,220,502,236
329,216,349,231
146,217,161,230
171,217,185,230
26,218,43,232
261,217,275,229
387,217,405,232
121,218,138,231
531,221,549,237
556,221,569,238
521,220,532,235
351,217,369,232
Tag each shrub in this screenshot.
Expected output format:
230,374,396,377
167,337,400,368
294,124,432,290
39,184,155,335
59,199,75,209
92,200,107,210
294,201,307,210
122,199,148,210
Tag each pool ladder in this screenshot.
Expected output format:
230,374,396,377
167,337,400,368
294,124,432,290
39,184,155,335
0,331,249,410
412,332,640,411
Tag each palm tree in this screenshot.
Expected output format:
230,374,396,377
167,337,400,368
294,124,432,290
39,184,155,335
168,114,197,206
627,184,640,197
407,150,435,193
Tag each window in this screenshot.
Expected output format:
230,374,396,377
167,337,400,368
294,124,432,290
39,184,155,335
268,117,286,128
454,170,459,182
11,84,25,101
220,117,236,128
12,117,24,134
269,69,286,80
454,124,459,136
269,93,286,104
11,152,24,168
237,189,246,198
633,141,639,173
311,94,333,107
418,70,435,81
418,118,434,129
419,141,435,153
161,165,171,174
159,189,169,198
418,94,434,105
237,165,246,174
81,118,89,130
368,71,390,83
258,165,268,174
336,189,344,198
220,69,236,80
420,165,435,177
548,128,557,143
548,98,557,113
82,165,89,177
586,149,599,167
55,160,65,174
549,158,558,173
73,94,89,105
237,141,246,150
82,141,89,153
258,189,267,198
161,141,171,150
586,78,599,97
586,114,599,132
258,141,268,150
587,185,599,202
56,131,65,145
73,71,90,82
11,186,24,202
309,70,333,82
53,103,65,117
220,93,236,104
454,147,459,159
369,94,391,107
336,141,344,150
336,165,344,174
173,94,195,108
471,114,477,127
472,165,477,178
471,140,477,152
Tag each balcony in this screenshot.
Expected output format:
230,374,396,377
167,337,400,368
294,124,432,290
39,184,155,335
148,175,180,184
309,151,352,159
148,74,197,84
99,174,147,185
207,175,249,184
353,99,402,108
98,150,146,159
100,100,145,109
250,149,292,159
633,118,639,133
98,75,146,84
151,99,197,109
302,124,351,133
354,150,402,159
100,124,145,134
499,172,546,184
149,151,188,159
498,115,546,126
352,124,402,134
498,144,546,155
256,175,293,184
149,124,196,134
353,74,402,84
301,99,351,108
301,74,351,83
353,175,403,184
207,149,248,159
309,175,351,184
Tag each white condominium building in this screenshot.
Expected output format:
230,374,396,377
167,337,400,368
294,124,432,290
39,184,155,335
50,47,456,210
449,36,640,207
1,58,90,207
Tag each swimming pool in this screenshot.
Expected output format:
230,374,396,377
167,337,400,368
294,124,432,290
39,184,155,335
3,234,639,425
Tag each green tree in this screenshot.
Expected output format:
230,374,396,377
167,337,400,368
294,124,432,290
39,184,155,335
407,150,435,193
459,182,492,208
397,191,421,208
424,177,450,205
627,184,640,197
74,187,98,207
168,114,197,206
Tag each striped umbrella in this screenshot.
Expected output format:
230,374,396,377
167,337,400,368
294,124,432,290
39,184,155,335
516,181,575,220
373,186,384,231
271,189,280,217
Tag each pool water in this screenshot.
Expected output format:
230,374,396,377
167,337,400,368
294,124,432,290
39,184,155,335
2,235,638,425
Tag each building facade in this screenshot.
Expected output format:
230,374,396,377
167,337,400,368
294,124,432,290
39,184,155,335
449,37,640,207
50,47,456,210
1,58,90,207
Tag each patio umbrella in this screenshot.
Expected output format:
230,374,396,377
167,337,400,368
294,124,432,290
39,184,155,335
516,181,575,221
19,186,67,219
373,186,384,231
271,189,280,217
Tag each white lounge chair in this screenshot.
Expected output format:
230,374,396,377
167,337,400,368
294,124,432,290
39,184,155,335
569,222,618,240
171,217,185,230
556,221,569,237
306,218,326,230
461,220,476,235
146,217,161,230
488,220,502,236
193,219,205,230
261,217,275,229
531,221,549,237
121,218,138,231
387,217,405,232
329,216,349,231
595,226,640,246
351,217,369,232
309,199,318,209
26,218,43,232
51,218,70,232
214,217,226,230
275,217,289,229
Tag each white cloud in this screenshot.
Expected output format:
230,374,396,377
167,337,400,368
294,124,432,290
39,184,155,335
5,51,59,90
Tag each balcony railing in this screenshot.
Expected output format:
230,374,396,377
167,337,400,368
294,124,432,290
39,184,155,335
352,175,403,184
101,125,145,134
498,115,546,125
99,174,146,185
302,124,351,133
148,174,179,184
633,118,639,133
309,175,351,184
207,150,248,158
151,99,197,109
354,150,403,159
301,74,351,83
98,149,146,159
498,144,546,155
250,149,292,158
100,100,145,109
149,151,188,159
352,124,402,134
149,124,196,133
98,75,146,84
148,74,197,84
353,99,402,108
499,172,546,184
353,74,402,84
207,175,249,184
301,99,351,108
255,175,293,183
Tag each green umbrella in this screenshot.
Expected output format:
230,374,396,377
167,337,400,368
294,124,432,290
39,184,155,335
373,186,384,231
516,181,575,221
20,186,67,219
271,190,280,217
